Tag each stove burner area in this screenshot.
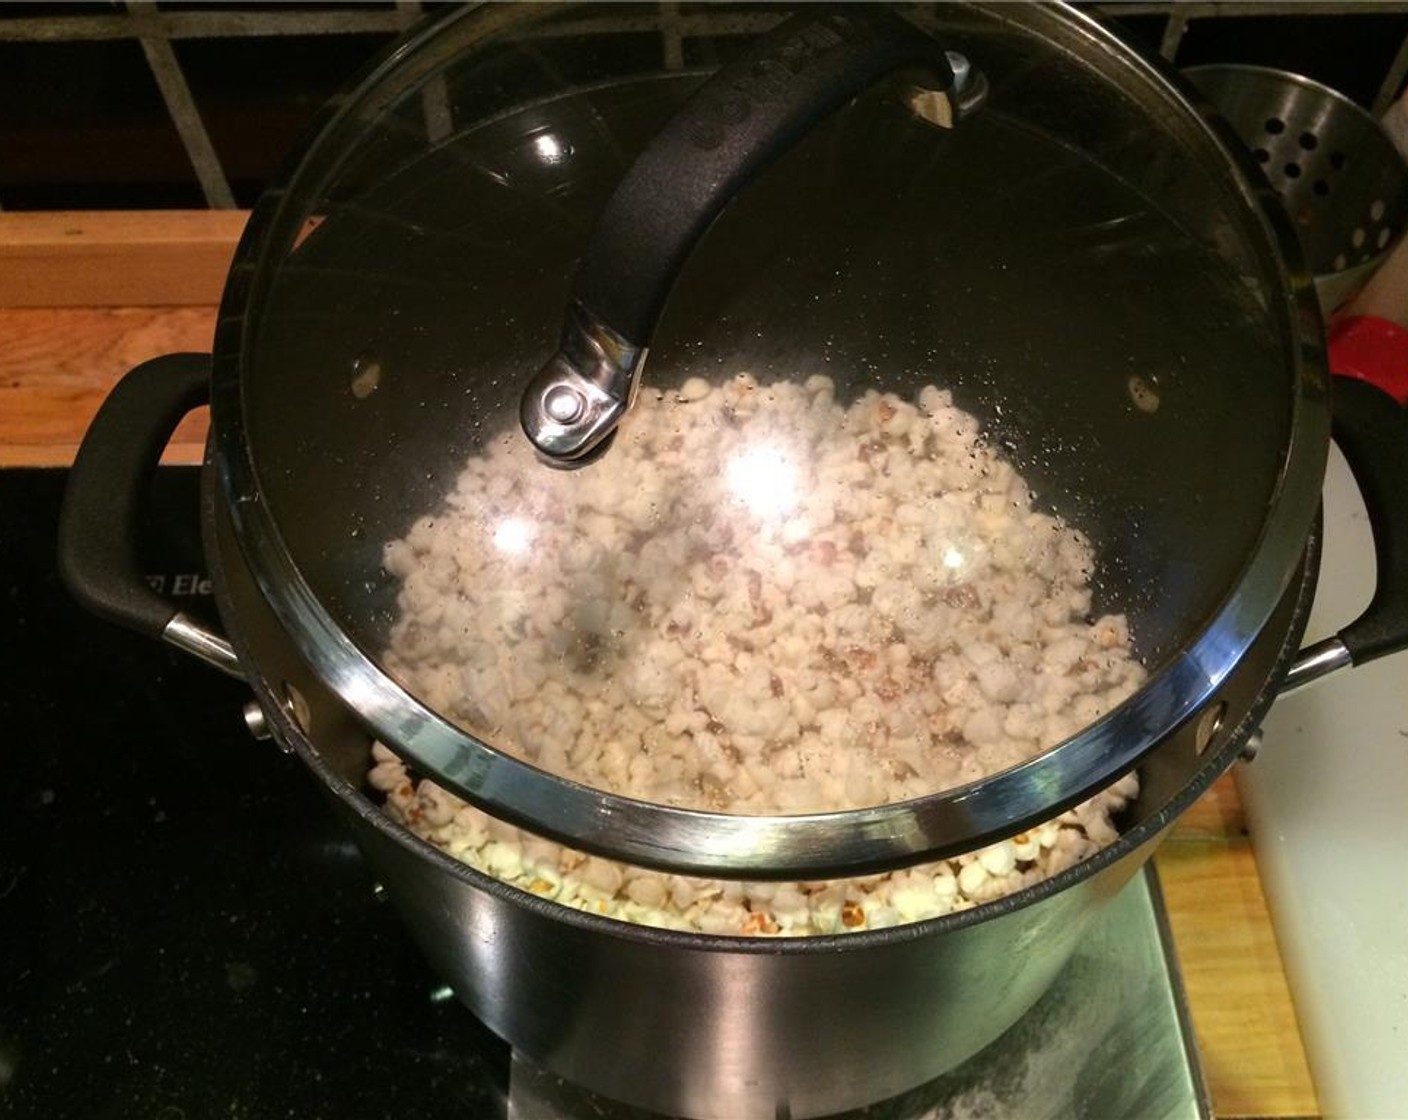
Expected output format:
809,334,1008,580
0,468,1208,1119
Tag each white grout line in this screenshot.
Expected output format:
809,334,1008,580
0,3,1391,43
1159,9,1191,62
660,0,684,72
0,10,414,41
393,0,454,144
130,3,237,209
4,0,1407,213
1372,32,1408,117
0,3,1402,43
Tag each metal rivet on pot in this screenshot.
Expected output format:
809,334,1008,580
1194,700,1227,755
242,698,272,741
1239,727,1264,763
429,984,456,1004
544,384,586,424
371,881,388,903
282,681,312,735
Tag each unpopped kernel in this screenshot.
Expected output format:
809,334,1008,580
369,374,1145,936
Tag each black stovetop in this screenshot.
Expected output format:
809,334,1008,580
0,468,508,1120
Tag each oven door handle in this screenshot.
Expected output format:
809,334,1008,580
58,352,243,679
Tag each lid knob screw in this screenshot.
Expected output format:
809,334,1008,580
545,384,587,424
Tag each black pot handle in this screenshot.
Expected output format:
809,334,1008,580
521,6,985,465
1330,376,1408,662
58,353,242,678
1283,375,1408,690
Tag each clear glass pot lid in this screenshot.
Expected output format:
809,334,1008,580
212,2,1327,876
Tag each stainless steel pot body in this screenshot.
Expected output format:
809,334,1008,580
206,459,1317,1119
354,807,1157,1118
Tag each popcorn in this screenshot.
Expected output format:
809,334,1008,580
371,374,1145,936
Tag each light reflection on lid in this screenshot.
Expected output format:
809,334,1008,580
725,443,800,521
492,516,535,555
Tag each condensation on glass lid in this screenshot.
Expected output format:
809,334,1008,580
377,370,1145,816
370,370,1148,935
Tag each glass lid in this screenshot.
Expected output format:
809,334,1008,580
212,2,1326,876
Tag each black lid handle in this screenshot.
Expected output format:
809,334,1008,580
521,6,985,466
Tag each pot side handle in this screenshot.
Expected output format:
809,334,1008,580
1281,374,1408,692
58,353,243,679
520,6,986,466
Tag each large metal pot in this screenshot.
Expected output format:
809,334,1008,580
213,459,1316,1119
57,4,1408,1117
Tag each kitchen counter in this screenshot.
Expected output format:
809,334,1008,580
0,212,1320,1119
